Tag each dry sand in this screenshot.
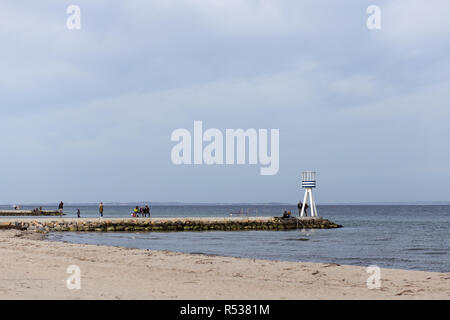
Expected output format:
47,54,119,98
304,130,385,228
0,230,448,299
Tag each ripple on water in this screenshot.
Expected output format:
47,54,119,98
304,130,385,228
422,252,448,255
405,248,448,252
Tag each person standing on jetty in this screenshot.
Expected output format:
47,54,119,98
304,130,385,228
99,202,104,217
297,201,309,216
77,208,81,218
58,201,64,215
297,201,303,216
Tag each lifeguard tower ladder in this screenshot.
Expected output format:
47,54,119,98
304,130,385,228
300,171,318,217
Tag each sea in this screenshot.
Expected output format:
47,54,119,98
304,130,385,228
5,204,448,273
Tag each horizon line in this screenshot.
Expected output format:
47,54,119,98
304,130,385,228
2,201,450,206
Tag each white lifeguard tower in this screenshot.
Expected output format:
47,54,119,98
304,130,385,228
300,171,318,217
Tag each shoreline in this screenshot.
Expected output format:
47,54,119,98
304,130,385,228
47,232,447,275
0,229,448,299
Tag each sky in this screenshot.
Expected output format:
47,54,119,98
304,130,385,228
0,0,450,204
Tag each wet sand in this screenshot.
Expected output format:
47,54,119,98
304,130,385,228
0,230,448,299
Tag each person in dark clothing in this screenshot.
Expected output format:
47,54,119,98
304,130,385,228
304,203,309,216
58,201,64,216
297,201,303,216
77,208,81,218
282,210,291,219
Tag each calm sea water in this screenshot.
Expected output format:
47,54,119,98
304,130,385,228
16,204,448,273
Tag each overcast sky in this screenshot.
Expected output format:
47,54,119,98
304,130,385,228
1,0,449,204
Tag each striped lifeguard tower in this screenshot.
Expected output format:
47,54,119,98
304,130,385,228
300,171,318,217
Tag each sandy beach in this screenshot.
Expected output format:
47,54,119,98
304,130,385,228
0,229,448,300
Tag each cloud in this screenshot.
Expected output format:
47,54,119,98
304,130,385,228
382,0,450,44
0,1,449,202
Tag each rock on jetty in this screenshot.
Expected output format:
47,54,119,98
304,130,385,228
0,210,64,216
0,217,341,233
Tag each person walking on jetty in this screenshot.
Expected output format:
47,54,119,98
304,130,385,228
99,202,104,217
77,208,81,218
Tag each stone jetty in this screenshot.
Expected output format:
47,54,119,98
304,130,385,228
0,217,341,233
0,210,64,217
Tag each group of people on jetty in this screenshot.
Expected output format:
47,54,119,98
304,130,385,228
131,205,151,217
54,201,151,218
18,200,308,219
281,200,309,218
